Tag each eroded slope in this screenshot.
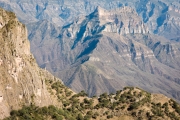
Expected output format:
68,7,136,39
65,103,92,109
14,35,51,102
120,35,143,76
27,7,180,102
0,8,61,119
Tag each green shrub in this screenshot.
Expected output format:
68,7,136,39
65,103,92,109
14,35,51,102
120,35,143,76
84,115,91,120
76,113,83,120
128,102,140,111
10,110,18,116
87,111,93,116
78,90,88,97
107,115,113,119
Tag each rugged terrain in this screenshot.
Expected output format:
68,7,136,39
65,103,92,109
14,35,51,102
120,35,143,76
1,0,180,39
5,84,180,120
1,0,180,103
1,7,180,120
0,7,62,119
27,6,180,102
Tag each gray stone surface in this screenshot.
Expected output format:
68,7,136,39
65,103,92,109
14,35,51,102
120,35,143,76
1,0,180,102
27,7,180,102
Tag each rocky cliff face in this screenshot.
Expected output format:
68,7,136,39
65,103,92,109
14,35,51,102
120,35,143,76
97,6,149,34
1,6,180,120
27,7,180,103
0,8,61,119
135,0,180,39
1,0,180,102
1,0,180,39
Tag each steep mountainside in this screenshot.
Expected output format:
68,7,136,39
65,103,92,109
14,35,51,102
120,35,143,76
5,85,180,120
0,8,62,119
1,0,180,103
1,7,180,120
135,0,180,39
1,0,180,39
27,7,180,102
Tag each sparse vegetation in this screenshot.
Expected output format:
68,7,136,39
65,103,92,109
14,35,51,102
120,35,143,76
2,5,180,120
5,104,80,120
5,84,180,120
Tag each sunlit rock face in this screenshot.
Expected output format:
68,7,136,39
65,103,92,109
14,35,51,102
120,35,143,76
1,0,180,102
0,8,61,119
134,0,180,39
1,0,180,118
1,0,180,39
96,6,148,35
26,6,180,103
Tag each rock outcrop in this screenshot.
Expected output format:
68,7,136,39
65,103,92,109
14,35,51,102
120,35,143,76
97,6,149,34
0,8,60,119
1,3,180,119
1,0,180,39
27,7,180,103
1,0,180,103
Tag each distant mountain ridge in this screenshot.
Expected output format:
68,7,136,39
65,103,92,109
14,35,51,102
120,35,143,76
26,6,180,103
1,0,180,102
1,0,180,39
0,8,180,120
96,6,149,34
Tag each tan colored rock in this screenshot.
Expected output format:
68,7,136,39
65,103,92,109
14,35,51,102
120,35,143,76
0,8,61,119
97,7,149,34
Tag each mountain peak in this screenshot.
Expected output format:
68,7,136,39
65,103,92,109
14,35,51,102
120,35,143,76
95,6,106,16
95,6,137,16
90,6,149,34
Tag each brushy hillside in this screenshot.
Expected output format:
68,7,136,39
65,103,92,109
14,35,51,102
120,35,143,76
5,80,180,120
